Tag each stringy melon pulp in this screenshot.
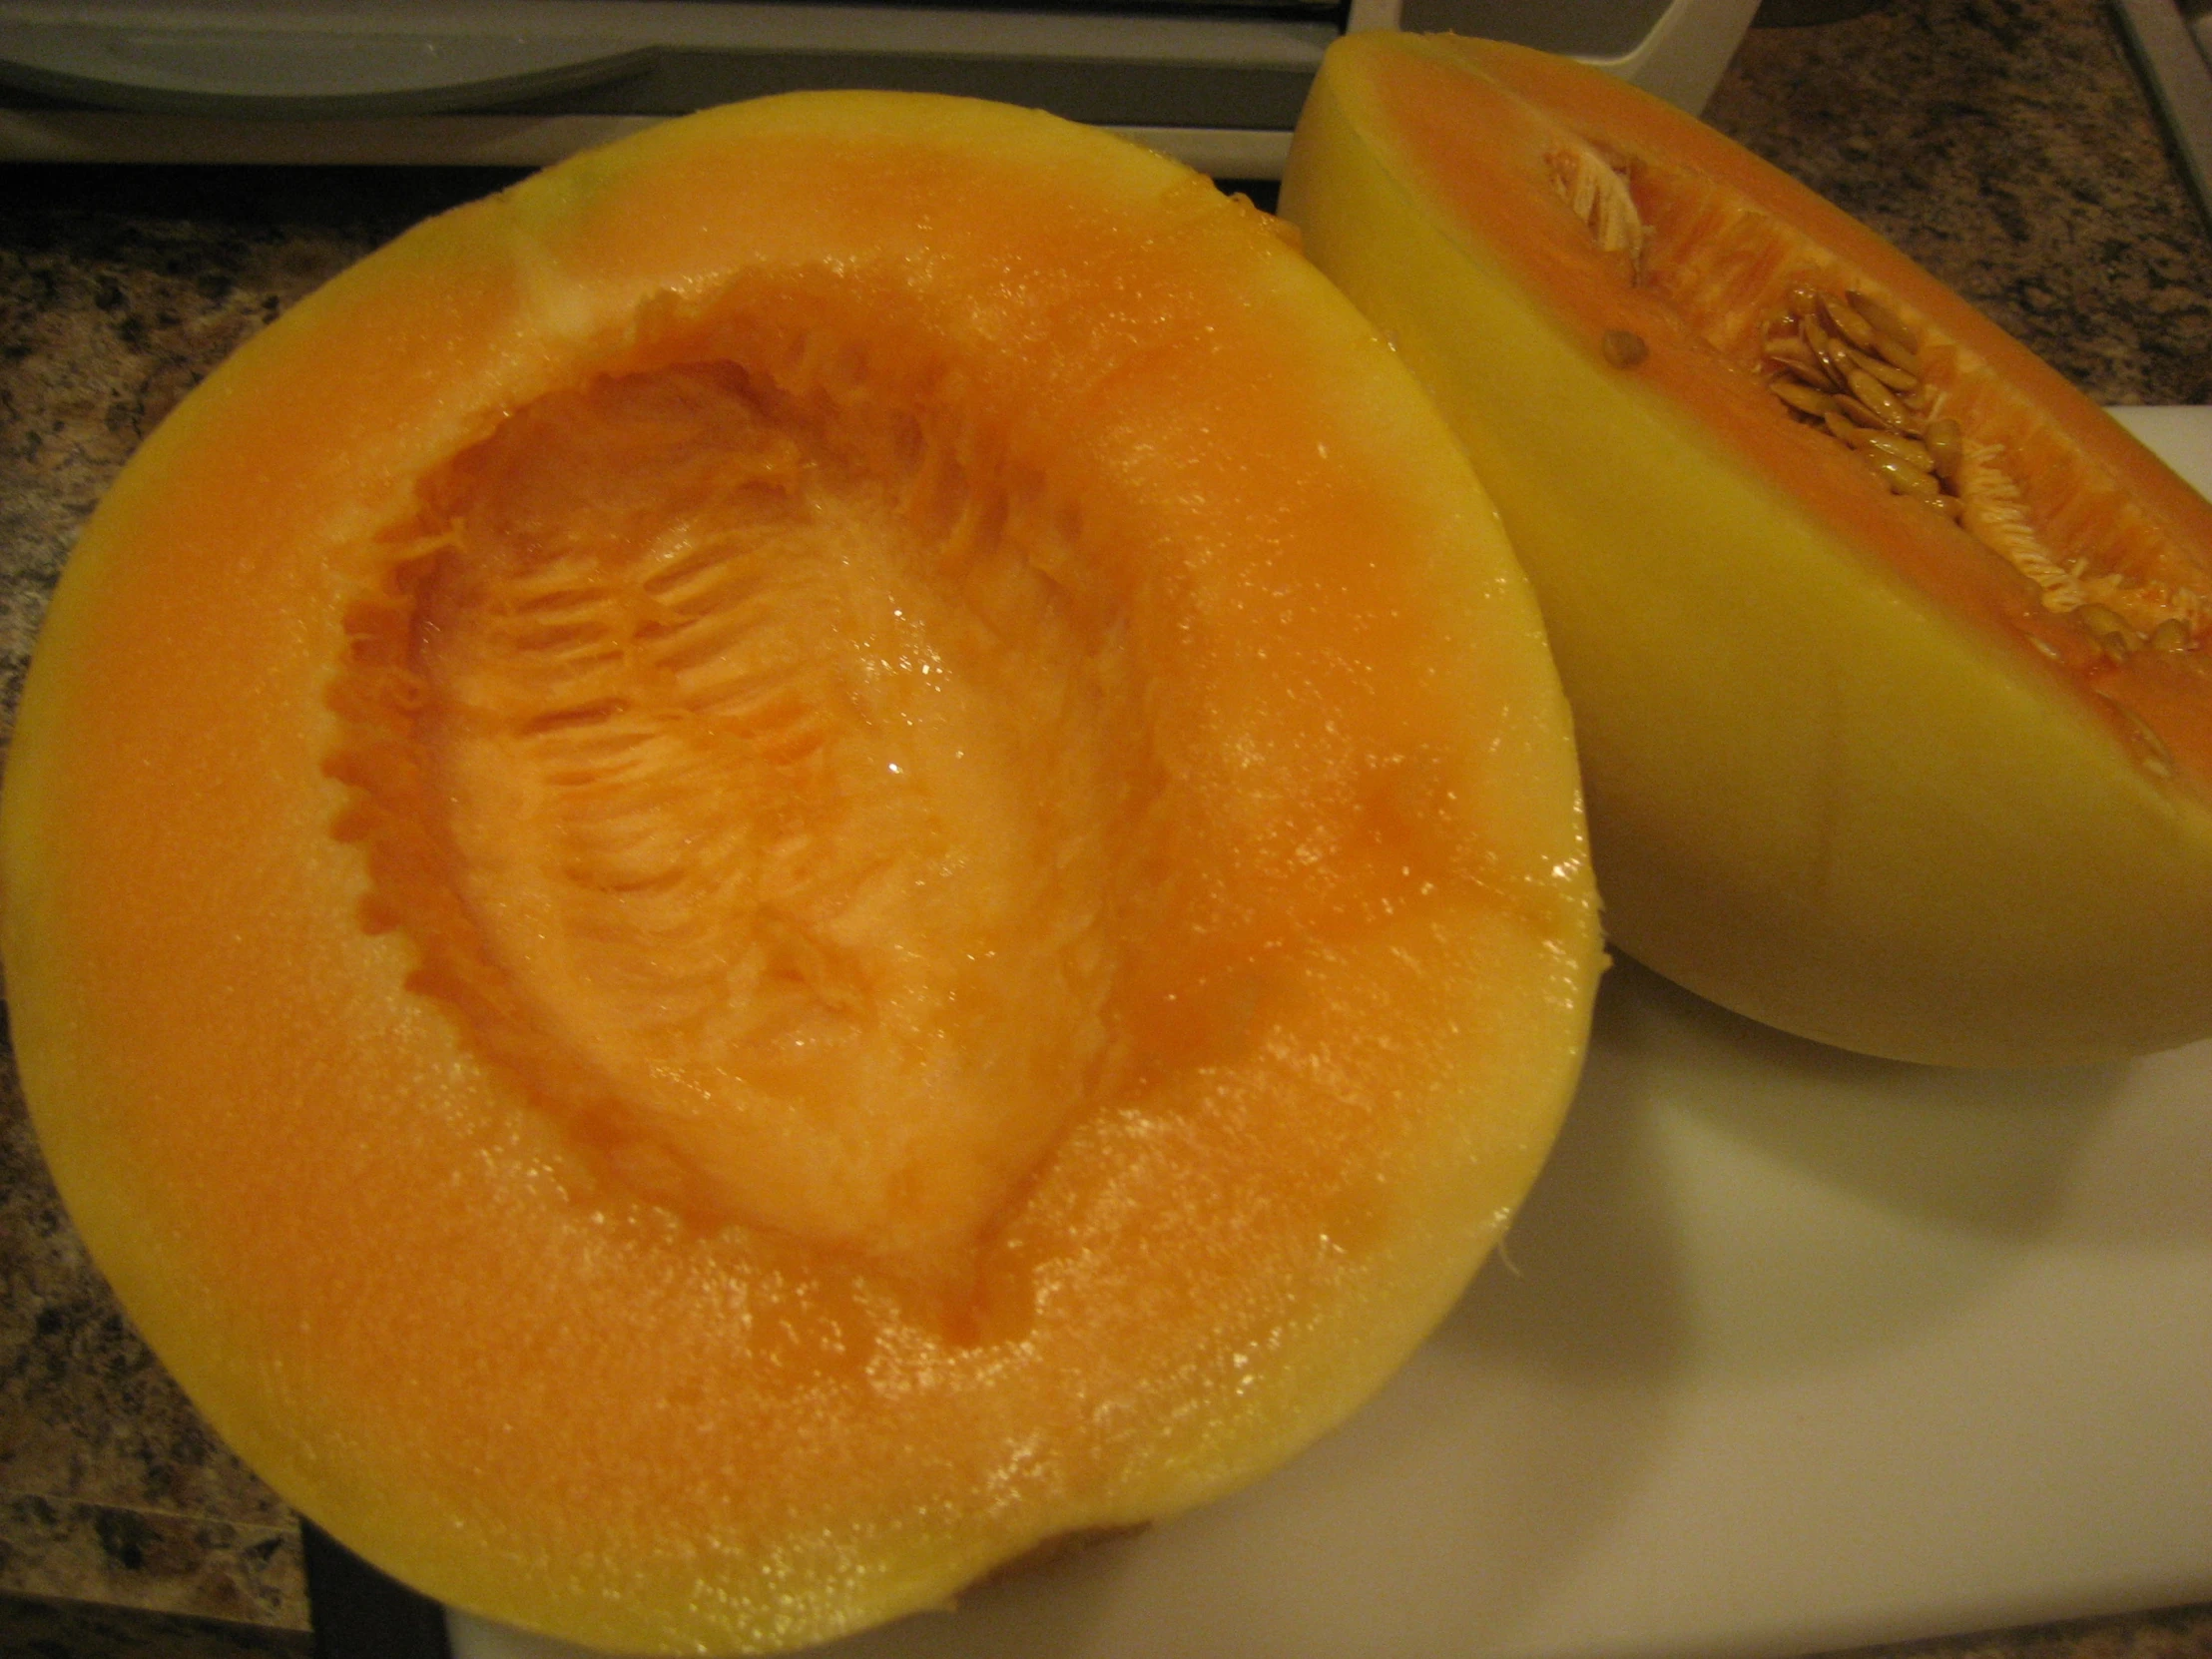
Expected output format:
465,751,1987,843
330,303,1138,1298
1605,147,2212,784
3,92,1601,1654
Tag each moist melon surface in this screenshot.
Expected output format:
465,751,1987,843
1,92,1601,1654
336,334,1130,1288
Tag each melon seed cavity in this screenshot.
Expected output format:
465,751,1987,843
1544,134,2211,786
1762,284,1958,514
324,312,1140,1296
1758,280,2207,661
1547,138,2206,669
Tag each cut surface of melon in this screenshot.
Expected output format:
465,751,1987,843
339,343,1130,1291
0,92,1600,1654
1281,33,2212,1066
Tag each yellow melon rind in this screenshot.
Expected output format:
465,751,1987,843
3,92,1600,1652
1282,35,2212,1066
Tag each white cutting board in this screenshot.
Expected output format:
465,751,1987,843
453,408,2212,1659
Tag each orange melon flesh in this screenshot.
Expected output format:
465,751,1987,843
1281,33,2212,1066
0,93,1600,1653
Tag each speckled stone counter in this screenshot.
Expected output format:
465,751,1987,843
0,164,523,1652
2,1,2210,1655
1701,0,2212,404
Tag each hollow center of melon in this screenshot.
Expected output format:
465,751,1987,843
1625,156,2211,660
1530,135,2211,784
332,342,1141,1290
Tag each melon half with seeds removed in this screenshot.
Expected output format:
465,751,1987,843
1282,32,2212,1067
0,93,1601,1654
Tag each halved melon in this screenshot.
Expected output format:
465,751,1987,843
0,93,1600,1653
1281,33,2212,1067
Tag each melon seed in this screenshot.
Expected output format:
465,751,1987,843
1837,425,1936,470
1866,452,1943,500
1924,417,1963,482
1770,376,1834,415
1804,317,1859,387
2076,603,2139,661
2097,692,2176,777
1848,346,1920,394
1603,328,1649,367
1868,330,1922,375
1847,289,1919,352
1835,392,1892,430
1764,336,1826,380
1818,335,1866,389
1818,292,1880,353
1846,368,1915,433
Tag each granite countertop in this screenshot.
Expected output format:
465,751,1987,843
2,0,2210,1654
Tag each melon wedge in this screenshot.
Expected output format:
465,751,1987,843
0,93,1600,1653
1282,33,2212,1067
